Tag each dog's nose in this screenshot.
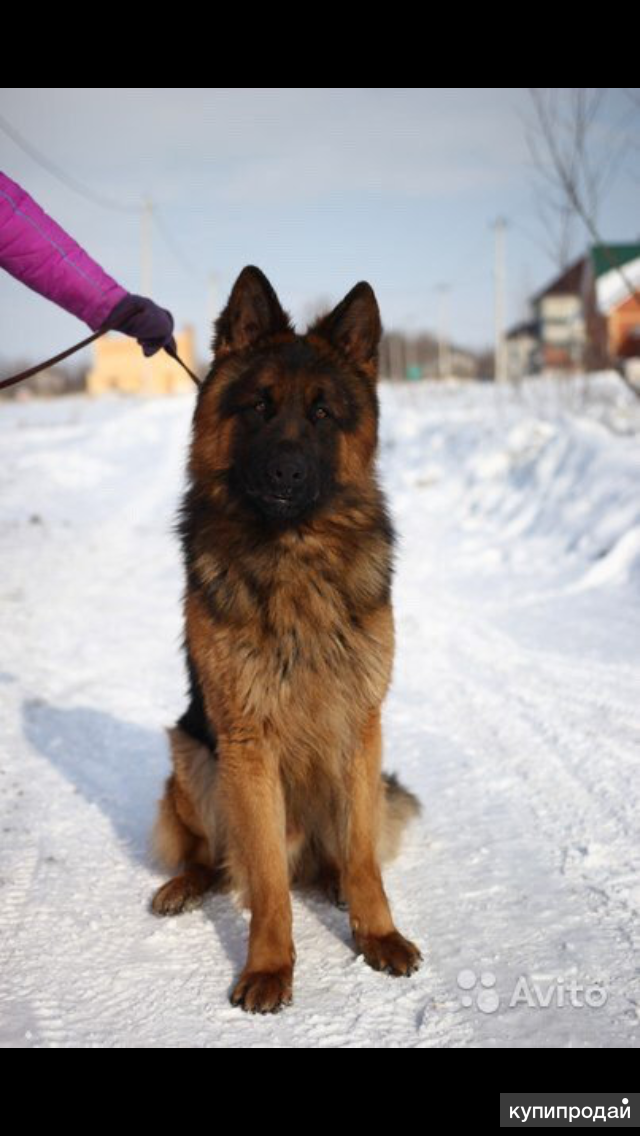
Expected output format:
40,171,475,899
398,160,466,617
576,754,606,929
266,452,307,496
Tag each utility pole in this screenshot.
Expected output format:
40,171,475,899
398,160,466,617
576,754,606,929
141,195,154,295
208,272,220,355
492,217,508,382
435,283,451,379
140,196,154,391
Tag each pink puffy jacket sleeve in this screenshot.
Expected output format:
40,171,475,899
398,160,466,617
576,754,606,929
0,170,128,330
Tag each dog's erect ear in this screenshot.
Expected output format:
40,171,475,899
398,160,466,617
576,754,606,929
212,266,293,359
307,282,382,375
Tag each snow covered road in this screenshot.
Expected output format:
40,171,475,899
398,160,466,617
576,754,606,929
1,376,639,1047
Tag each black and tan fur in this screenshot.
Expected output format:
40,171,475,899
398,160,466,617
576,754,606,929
151,266,421,1012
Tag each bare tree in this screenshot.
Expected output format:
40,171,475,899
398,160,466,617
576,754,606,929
526,88,640,393
526,89,629,260
525,89,586,269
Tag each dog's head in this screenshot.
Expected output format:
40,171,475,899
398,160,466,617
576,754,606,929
189,266,382,527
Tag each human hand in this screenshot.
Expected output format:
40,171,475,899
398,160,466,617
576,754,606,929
105,293,176,357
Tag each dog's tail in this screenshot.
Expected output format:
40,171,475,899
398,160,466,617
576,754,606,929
378,772,421,864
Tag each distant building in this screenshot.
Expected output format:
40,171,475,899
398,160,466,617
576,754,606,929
582,244,640,371
506,244,640,380
506,320,537,381
0,365,84,400
86,326,197,395
419,347,478,380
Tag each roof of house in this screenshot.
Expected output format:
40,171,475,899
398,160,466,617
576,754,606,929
590,243,640,278
506,319,538,341
532,257,585,302
590,244,640,314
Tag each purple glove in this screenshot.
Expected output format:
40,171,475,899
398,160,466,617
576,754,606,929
105,293,176,357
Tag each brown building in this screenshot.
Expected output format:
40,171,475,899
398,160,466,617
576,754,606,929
86,326,198,395
531,258,586,373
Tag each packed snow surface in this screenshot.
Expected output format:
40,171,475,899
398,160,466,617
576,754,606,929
1,372,639,1047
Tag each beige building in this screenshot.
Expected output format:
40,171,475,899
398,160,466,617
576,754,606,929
86,326,198,395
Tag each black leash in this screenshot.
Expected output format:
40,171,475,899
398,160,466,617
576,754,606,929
0,302,202,392
162,340,202,387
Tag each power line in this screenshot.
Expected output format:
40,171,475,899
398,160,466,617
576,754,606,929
0,112,139,214
151,204,206,283
0,112,206,283
491,217,508,381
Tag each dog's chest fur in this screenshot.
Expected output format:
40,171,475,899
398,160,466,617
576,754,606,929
192,528,394,761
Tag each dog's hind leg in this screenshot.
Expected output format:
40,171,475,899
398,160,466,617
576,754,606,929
151,862,224,916
150,726,227,916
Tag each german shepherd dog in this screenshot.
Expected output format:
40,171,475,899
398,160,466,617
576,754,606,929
151,266,421,1013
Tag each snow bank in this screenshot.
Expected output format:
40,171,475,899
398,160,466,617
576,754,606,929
380,371,640,592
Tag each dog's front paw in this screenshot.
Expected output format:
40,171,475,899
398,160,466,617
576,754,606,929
354,929,422,976
230,967,293,1013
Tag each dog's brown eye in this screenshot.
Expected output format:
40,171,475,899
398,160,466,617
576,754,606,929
253,400,267,414
312,405,330,421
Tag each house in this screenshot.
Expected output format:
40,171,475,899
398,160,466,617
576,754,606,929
530,258,586,373
86,326,198,395
506,244,640,380
582,244,640,371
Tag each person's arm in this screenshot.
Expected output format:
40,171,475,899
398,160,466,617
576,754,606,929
0,170,175,355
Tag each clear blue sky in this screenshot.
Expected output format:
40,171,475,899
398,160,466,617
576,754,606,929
1,88,639,365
